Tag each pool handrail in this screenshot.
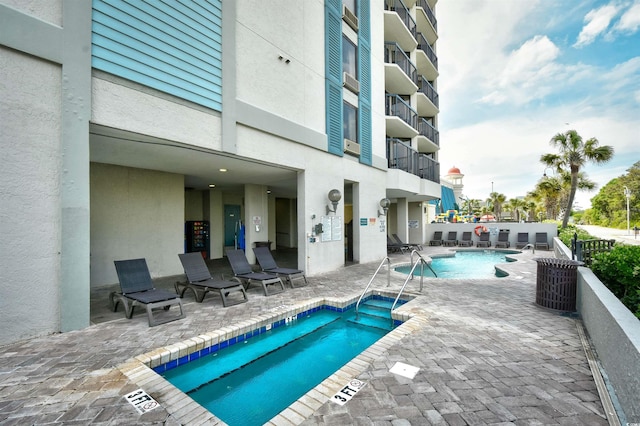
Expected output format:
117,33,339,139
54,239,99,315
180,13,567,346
355,257,391,320
409,250,437,281
390,251,436,323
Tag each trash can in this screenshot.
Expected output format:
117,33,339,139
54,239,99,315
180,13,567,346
534,258,583,312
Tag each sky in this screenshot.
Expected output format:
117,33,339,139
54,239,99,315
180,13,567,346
436,0,640,210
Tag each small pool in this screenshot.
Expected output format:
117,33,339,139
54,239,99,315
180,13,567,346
395,250,519,279
158,297,404,426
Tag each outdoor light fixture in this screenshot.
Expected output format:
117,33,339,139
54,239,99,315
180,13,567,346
326,189,342,214
378,198,391,217
624,186,631,235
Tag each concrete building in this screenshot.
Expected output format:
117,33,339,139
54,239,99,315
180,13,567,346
0,0,440,345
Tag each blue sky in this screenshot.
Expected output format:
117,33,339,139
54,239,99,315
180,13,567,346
436,0,640,210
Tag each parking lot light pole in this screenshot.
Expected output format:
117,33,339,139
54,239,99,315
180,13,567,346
624,186,631,235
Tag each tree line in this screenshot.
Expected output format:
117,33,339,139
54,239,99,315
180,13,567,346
459,130,637,230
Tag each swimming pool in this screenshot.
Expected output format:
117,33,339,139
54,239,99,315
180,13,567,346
394,250,519,279
155,296,405,425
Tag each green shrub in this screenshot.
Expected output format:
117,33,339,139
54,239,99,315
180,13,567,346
591,245,640,319
557,224,597,247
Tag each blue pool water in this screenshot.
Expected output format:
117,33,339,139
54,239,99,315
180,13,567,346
395,250,518,279
161,298,401,426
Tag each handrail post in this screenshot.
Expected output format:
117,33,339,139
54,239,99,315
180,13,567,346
355,257,390,320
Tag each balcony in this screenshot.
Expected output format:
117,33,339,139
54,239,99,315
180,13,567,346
415,32,438,80
386,94,419,138
416,0,437,44
416,117,439,152
416,74,438,116
384,0,417,52
384,42,418,95
387,138,440,183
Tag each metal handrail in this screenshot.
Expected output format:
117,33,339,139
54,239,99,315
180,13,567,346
355,257,391,320
390,251,436,323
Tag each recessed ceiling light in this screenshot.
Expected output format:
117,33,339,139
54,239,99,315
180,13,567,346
209,184,216,188
219,168,227,172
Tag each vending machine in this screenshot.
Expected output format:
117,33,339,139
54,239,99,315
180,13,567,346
185,221,210,258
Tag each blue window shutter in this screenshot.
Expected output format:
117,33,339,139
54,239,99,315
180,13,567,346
92,0,222,111
358,0,372,165
325,0,343,156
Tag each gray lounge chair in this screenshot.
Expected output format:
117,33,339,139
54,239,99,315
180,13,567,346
387,235,409,253
110,258,185,327
535,233,550,250
458,231,473,247
443,231,458,246
175,253,248,306
393,233,423,251
429,231,443,246
477,231,491,248
515,232,530,249
495,230,510,248
225,249,285,296
253,246,307,288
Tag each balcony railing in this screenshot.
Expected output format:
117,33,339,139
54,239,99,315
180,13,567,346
387,138,440,183
417,74,439,108
384,0,416,38
386,94,417,128
384,42,417,84
416,117,439,146
416,32,438,69
416,0,437,31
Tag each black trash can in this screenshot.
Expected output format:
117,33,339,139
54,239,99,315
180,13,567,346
534,258,583,312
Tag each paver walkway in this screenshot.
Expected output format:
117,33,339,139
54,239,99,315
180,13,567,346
0,246,610,425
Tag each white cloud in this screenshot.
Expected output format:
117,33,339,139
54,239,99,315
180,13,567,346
574,3,620,47
613,0,640,33
479,35,562,105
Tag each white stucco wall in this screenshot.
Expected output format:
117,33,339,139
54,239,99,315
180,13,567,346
235,0,325,134
92,77,223,151
0,47,62,344
2,0,62,26
90,163,185,287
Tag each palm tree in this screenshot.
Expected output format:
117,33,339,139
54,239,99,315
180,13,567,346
506,197,526,222
540,129,614,228
488,192,507,220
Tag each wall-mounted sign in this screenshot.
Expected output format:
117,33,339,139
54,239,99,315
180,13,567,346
321,216,343,241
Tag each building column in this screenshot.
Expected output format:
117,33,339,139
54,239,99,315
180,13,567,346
60,1,92,332
396,198,409,243
244,184,269,264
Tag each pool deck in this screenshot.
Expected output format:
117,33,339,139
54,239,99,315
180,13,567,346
0,246,613,425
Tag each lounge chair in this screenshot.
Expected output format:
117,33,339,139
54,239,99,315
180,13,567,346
429,231,443,246
225,249,285,296
253,246,307,288
477,231,491,247
110,258,185,327
443,231,458,246
175,253,248,306
393,233,423,251
495,230,510,248
387,235,409,253
458,231,473,247
515,232,530,249
535,232,550,250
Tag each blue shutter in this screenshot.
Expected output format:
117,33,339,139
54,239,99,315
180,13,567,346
92,0,222,111
325,0,343,156
358,0,372,165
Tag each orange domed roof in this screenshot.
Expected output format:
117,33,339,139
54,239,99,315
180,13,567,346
447,166,461,175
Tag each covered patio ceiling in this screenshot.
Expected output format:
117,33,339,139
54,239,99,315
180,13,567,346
89,124,299,198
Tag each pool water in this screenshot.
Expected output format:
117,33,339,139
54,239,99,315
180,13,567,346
395,250,517,279
161,298,400,426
